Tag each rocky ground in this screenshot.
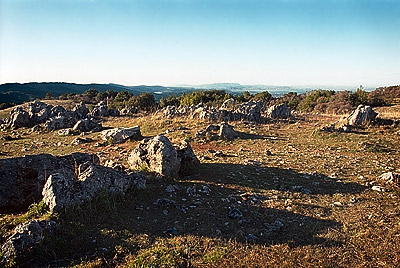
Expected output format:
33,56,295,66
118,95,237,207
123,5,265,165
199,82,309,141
0,103,399,267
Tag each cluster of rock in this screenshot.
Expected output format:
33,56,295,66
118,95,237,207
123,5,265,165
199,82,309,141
1,100,140,132
42,161,145,212
196,122,239,141
1,220,57,264
320,105,378,133
99,126,142,144
156,100,274,123
0,152,146,214
0,152,99,213
128,135,199,177
267,104,291,119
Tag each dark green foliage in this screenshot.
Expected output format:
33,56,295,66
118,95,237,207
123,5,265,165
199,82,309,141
180,90,233,106
159,95,181,107
253,91,272,103
350,86,368,106
0,102,16,110
298,90,335,112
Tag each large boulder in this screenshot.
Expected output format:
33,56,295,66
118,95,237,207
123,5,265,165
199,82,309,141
7,107,32,129
100,126,142,144
72,101,89,119
128,135,181,177
72,118,102,132
42,162,145,212
1,220,56,264
128,135,199,177
176,140,200,176
234,100,264,122
267,103,291,119
347,105,378,126
0,153,99,213
27,100,52,124
219,122,239,141
91,101,109,117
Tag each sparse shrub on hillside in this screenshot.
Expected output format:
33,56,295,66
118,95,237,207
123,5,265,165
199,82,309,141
368,85,400,106
350,85,368,106
253,91,272,104
324,91,353,114
298,90,335,112
180,90,233,107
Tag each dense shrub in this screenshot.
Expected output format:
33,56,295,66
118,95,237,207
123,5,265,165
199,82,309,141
298,90,335,112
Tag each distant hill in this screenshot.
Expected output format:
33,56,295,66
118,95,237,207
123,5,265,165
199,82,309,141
0,82,195,104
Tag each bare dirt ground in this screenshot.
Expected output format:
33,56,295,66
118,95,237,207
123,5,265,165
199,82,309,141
0,105,399,267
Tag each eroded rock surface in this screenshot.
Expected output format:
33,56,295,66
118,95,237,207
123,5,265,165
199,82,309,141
100,126,142,144
347,105,378,126
0,153,99,213
128,135,199,177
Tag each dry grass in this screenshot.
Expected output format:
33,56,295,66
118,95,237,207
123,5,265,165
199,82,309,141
1,106,400,267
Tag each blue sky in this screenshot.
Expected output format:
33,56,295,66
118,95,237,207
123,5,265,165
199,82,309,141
0,0,399,88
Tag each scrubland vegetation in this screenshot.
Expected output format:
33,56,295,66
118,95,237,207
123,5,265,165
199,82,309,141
0,85,399,267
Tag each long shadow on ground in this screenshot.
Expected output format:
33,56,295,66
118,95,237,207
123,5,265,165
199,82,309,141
31,162,367,266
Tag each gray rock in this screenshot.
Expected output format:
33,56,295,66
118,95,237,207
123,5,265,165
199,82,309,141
72,101,89,118
176,140,200,176
347,105,378,126
91,101,109,117
220,98,235,109
8,107,32,129
72,118,102,132
71,137,93,145
0,153,99,213
42,162,145,212
379,172,400,186
108,108,120,117
1,220,56,263
44,114,77,131
219,122,239,141
267,103,291,119
100,126,142,144
205,124,219,132
28,100,52,124
128,135,181,177
57,128,75,136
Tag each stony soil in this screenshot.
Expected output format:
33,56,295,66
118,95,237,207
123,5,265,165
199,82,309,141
0,105,399,267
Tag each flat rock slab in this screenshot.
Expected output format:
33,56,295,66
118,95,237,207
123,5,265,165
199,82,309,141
100,126,142,144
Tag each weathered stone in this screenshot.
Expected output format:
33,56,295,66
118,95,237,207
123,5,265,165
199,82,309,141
8,107,32,129
220,98,235,109
1,220,56,263
91,101,109,117
71,137,93,145
347,105,378,126
57,128,75,136
205,124,219,132
72,118,102,132
379,172,400,186
0,153,99,213
120,107,138,116
28,100,52,124
219,122,239,141
100,126,142,144
128,135,181,177
42,162,145,212
267,103,291,119
176,140,200,176
72,101,89,118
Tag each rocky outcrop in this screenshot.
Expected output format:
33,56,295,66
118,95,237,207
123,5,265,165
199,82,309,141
90,101,109,117
0,153,99,213
128,135,199,177
196,122,239,141
267,103,291,119
219,122,239,141
347,105,378,126
379,172,400,186
1,220,56,264
72,101,89,118
72,118,102,132
42,162,145,212
100,126,142,144
7,107,32,129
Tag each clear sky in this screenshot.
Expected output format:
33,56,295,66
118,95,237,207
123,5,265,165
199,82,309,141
0,0,399,88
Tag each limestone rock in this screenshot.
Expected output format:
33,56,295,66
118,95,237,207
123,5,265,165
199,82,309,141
379,172,400,186
91,101,109,117
176,140,200,176
72,101,89,118
100,126,142,144
1,220,56,264
42,162,145,212
72,118,102,132
0,153,99,213
8,107,32,129
267,103,291,119
219,122,239,141
128,135,181,177
347,105,378,126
